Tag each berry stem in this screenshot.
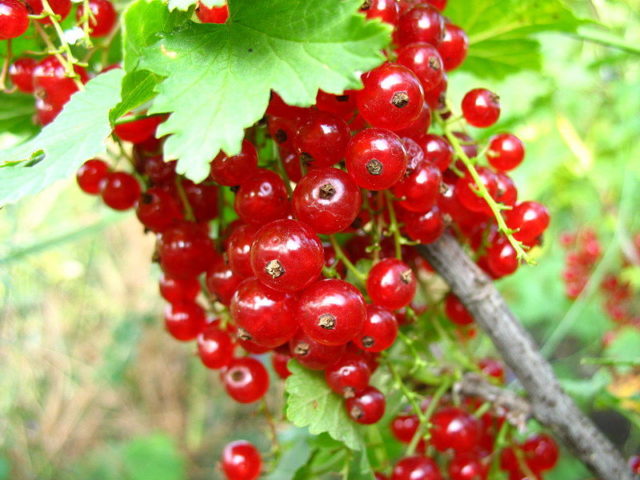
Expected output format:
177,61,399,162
33,23,85,90
385,358,427,425
0,39,12,92
328,235,366,283
407,378,452,455
175,176,196,222
383,190,403,260
272,139,293,196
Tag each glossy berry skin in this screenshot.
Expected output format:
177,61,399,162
221,440,261,480
234,169,289,226
367,259,417,311
205,258,243,306
250,219,324,293
346,386,385,424
9,57,35,92
426,0,446,10
227,223,260,278
420,134,453,172
522,434,559,472
222,357,269,403
293,168,362,234
395,104,431,140
391,414,420,443
401,205,445,244
494,172,518,207
210,140,259,186
488,134,525,171
197,325,234,369
396,43,445,94
159,274,200,304
437,24,469,71
430,407,481,453
298,279,366,346
0,0,28,39
230,278,297,348
455,167,497,215
142,156,176,185
346,128,407,191
114,115,164,144
478,358,506,383
396,5,444,47
486,235,518,278
183,180,219,222
325,352,371,398
461,89,501,128
294,110,350,168
271,349,291,379
76,159,109,194
315,90,357,120
164,301,206,341
360,0,399,26
357,63,425,132
444,293,474,325
76,0,116,37
136,187,183,233
33,56,87,107
391,456,442,480
392,160,442,213
26,0,70,23
449,454,488,480
506,201,550,245
159,223,217,279
100,172,141,210
196,1,228,23
289,330,346,370
355,305,398,352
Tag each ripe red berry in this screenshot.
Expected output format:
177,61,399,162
234,169,289,226
486,235,519,278
391,456,442,480
494,172,518,207
506,201,550,245
430,407,481,453
357,63,425,131
136,187,183,232
391,414,420,443
444,293,474,325
230,278,297,348
76,158,109,194
360,0,400,26
289,330,346,370
355,304,398,352
76,0,116,37
396,5,444,47
271,349,292,379
487,134,525,171
33,56,87,107
367,259,417,310
164,301,206,341
298,279,366,346
210,140,259,186
182,180,219,223
629,455,640,474
221,440,261,480
294,110,350,168
114,115,164,144
392,160,442,213
205,257,243,306
0,0,29,39
394,103,431,140
222,357,269,403
522,433,559,472
226,223,260,278
8,57,35,92
437,24,469,71
346,128,407,190
315,90,357,120
250,219,324,292
197,325,234,369
461,89,501,128
455,167,497,215
449,454,488,480
292,168,362,234
426,0,446,10
196,1,228,23
401,205,445,244
159,273,200,304
100,171,141,210
420,134,453,172
345,385,386,424
478,358,506,384
325,352,371,398
140,155,176,185
396,43,445,93
159,222,218,279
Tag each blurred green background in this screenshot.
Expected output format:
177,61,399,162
1,1,640,479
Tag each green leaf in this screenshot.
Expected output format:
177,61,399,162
285,360,363,451
0,69,124,206
123,434,186,480
263,430,312,480
110,70,162,122
140,0,390,181
0,92,38,139
167,0,224,11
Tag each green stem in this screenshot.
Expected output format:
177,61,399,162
329,235,366,282
407,379,452,455
573,27,640,55
175,176,196,222
384,190,403,260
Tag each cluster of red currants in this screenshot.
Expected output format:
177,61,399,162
1,0,117,123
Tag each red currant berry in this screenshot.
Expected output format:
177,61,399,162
159,273,200,304
315,90,357,120
196,1,228,23
486,235,518,278
629,455,640,474
426,0,446,10
294,110,350,168
164,301,206,341
76,0,116,37
391,414,420,443
394,104,432,140
76,158,109,194
210,140,259,186
367,259,416,310
346,385,385,424
206,257,243,306
455,167,497,215
298,279,366,346
271,349,292,379
420,134,453,171
357,63,425,131
430,407,481,453
487,134,525,171
494,172,518,207
236,335,270,355
360,0,399,26
221,440,261,480
346,128,407,190
159,222,218,279
100,171,141,210
396,43,444,93
114,115,164,144
227,223,260,278
401,205,445,244
355,304,398,352
506,201,550,245
375,473,389,480
444,293,474,325
182,180,219,223
461,89,501,128
230,278,297,348
140,155,176,185
522,434,559,472
197,325,234,369
136,187,183,232
391,456,442,480
449,454,488,480
325,352,371,398
27,0,70,23
478,358,506,383
281,148,303,182
289,330,346,370
8,57,35,92
0,0,29,39
222,357,269,403
437,24,469,71
392,160,442,213
396,5,444,47
33,56,87,107
234,169,289,226
293,168,362,235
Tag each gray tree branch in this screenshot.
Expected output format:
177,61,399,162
416,234,635,480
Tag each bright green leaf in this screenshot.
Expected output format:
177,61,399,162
110,70,162,122
263,430,312,480
0,69,124,206
0,92,38,139
140,0,390,181
285,360,363,451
